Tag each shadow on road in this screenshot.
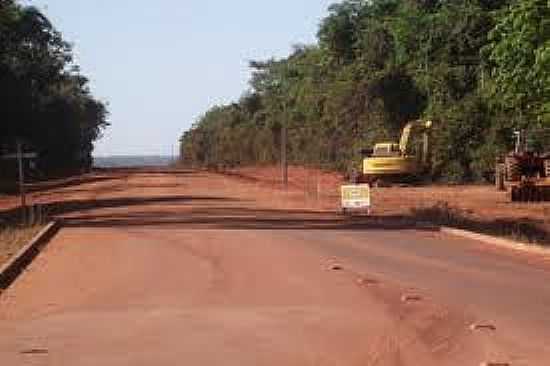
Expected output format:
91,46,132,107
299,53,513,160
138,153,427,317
0,195,238,224
47,193,549,242
1,174,124,195
57,202,437,231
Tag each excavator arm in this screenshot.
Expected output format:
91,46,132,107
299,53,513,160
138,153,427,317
399,120,433,155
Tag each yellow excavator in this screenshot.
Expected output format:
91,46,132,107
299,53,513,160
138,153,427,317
358,120,433,183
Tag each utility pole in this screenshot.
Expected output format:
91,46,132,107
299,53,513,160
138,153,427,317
281,124,288,189
281,102,288,189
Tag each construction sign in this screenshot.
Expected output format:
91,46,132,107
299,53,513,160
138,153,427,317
341,184,371,212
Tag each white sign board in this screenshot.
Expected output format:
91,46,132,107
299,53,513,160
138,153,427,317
341,184,371,210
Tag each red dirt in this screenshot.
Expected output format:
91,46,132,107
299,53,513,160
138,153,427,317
3,165,548,228
0,168,548,364
0,169,480,365
224,165,550,242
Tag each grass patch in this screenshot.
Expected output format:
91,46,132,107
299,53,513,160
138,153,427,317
411,201,549,246
0,224,44,267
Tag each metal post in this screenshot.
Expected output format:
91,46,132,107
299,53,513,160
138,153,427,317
16,140,26,209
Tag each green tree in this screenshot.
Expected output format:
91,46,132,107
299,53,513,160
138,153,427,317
180,0,545,183
0,1,108,178
486,0,550,126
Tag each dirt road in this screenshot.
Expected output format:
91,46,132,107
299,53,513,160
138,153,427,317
0,168,549,365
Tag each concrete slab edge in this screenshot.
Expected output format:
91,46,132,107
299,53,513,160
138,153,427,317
441,226,550,257
0,221,61,291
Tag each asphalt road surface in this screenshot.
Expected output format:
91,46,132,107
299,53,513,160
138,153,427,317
0,169,549,365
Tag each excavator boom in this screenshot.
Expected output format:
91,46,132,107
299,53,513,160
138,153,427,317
399,120,433,154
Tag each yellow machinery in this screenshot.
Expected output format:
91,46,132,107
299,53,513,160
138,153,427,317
359,120,433,183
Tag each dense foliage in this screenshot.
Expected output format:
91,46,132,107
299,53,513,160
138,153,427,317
181,0,549,182
0,0,108,177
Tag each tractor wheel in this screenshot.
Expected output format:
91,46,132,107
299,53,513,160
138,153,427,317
505,156,521,182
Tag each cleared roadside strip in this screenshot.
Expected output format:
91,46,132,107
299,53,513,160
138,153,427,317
441,226,550,257
0,221,61,291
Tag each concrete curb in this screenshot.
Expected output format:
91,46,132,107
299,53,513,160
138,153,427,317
0,221,61,291
441,226,550,257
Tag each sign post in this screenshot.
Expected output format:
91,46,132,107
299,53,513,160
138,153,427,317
16,140,26,209
1,140,37,220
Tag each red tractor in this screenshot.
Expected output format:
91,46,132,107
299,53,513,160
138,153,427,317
498,131,550,202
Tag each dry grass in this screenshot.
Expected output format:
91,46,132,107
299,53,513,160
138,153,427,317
410,201,549,245
0,225,43,267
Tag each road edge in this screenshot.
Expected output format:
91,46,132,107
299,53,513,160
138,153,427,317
441,226,550,257
0,221,61,291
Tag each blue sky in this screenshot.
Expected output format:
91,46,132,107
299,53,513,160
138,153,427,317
26,1,334,156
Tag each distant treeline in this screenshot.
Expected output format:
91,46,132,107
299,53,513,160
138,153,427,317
0,0,108,178
93,156,175,168
181,0,549,181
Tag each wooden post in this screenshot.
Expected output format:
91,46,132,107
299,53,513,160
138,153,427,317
16,140,27,210
496,163,506,192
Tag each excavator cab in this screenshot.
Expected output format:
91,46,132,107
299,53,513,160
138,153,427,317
372,143,401,157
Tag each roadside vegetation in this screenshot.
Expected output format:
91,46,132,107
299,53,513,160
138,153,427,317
181,0,549,182
0,0,108,179
0,224,43,267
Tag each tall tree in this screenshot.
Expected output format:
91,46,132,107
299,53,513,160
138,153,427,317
486,0,550,127
0,1,108,178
